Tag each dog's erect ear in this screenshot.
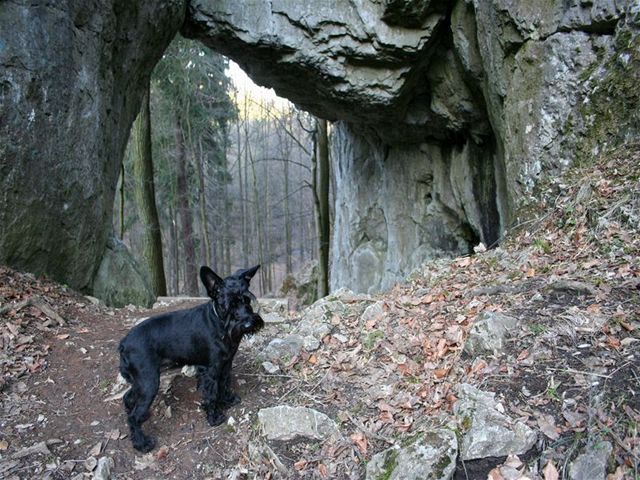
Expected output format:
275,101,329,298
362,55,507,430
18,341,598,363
200,266,223,295
236,265,260,283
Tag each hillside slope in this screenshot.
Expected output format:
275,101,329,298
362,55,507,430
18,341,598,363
0,144,638,478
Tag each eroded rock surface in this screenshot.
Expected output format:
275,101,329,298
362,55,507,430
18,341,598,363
1,0,638,298
0,0,185,291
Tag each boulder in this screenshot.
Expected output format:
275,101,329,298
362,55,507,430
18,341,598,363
257,406,339,441
454,384,537,461
464,312,520,356
569,441,612,480
260,335,304,363
366,429,457,480
91,237,155,308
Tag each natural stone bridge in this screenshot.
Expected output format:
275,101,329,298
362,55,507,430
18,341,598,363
0,0,636,295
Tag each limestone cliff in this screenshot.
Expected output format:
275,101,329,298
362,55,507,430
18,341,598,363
1,0,638,297
0,0,185,290
183,0,639,292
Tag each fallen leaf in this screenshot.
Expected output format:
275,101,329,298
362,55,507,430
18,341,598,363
88,441,102,457
607,466,626,480
0,439,8,450
620,321,634,332
543,460,559,480
434,368,448,379
317,463,328,478
606,335,621,350
537,413,559,440
487,468,505,480
293,459,307,471
105,429,121,440
155,445,169,460
350,432,367,456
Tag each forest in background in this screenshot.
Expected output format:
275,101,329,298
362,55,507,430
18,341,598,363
113,37,332,299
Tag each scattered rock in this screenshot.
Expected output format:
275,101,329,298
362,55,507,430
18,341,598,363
260,335,304,363
333,333,349,343
454,384,537,460
248,441,287,476
569,441,612,480
181,365,199,377
85,295,102,305
464,312,519,356
12,441,51,459
302,336,321,352
261,361,280,374
547,279,597,296
328,288,372,303
258,298,288,314
85,456,98,471
298,296,347,326
360,301,386,324
257,405,339,441
93,456,114,480
366,429,457,480
295,318,331,341
261,312,287,324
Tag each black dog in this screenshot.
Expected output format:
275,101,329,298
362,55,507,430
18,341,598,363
118,265,264,452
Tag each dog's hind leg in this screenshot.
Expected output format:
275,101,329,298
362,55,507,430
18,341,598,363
123,387,138,414
126,365,160,452
120,348,139,414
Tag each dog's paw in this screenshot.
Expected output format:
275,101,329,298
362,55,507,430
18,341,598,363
133,434,155,453
207,411,226,427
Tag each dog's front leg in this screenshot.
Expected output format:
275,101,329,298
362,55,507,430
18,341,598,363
219,343,241,408
218,357,241,408
201,363,226,426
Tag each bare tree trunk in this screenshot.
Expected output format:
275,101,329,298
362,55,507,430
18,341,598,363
222,124,231,274
299,187,306,265
175,111,199,295
196,137,211,267
283,113,293,275
316,118,330,297
242,98,252,268
131,85,168,297
169,203,179,295
236,115,248,268
119,163,125,239
249,136,265,295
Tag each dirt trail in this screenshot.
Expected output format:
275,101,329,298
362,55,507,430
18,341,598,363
1,293,293,479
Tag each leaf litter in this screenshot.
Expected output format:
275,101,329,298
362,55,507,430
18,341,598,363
0,144,638,479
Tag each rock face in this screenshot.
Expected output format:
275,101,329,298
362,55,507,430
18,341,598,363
1,0,638,296
0,0,185,291
182,0,639,293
